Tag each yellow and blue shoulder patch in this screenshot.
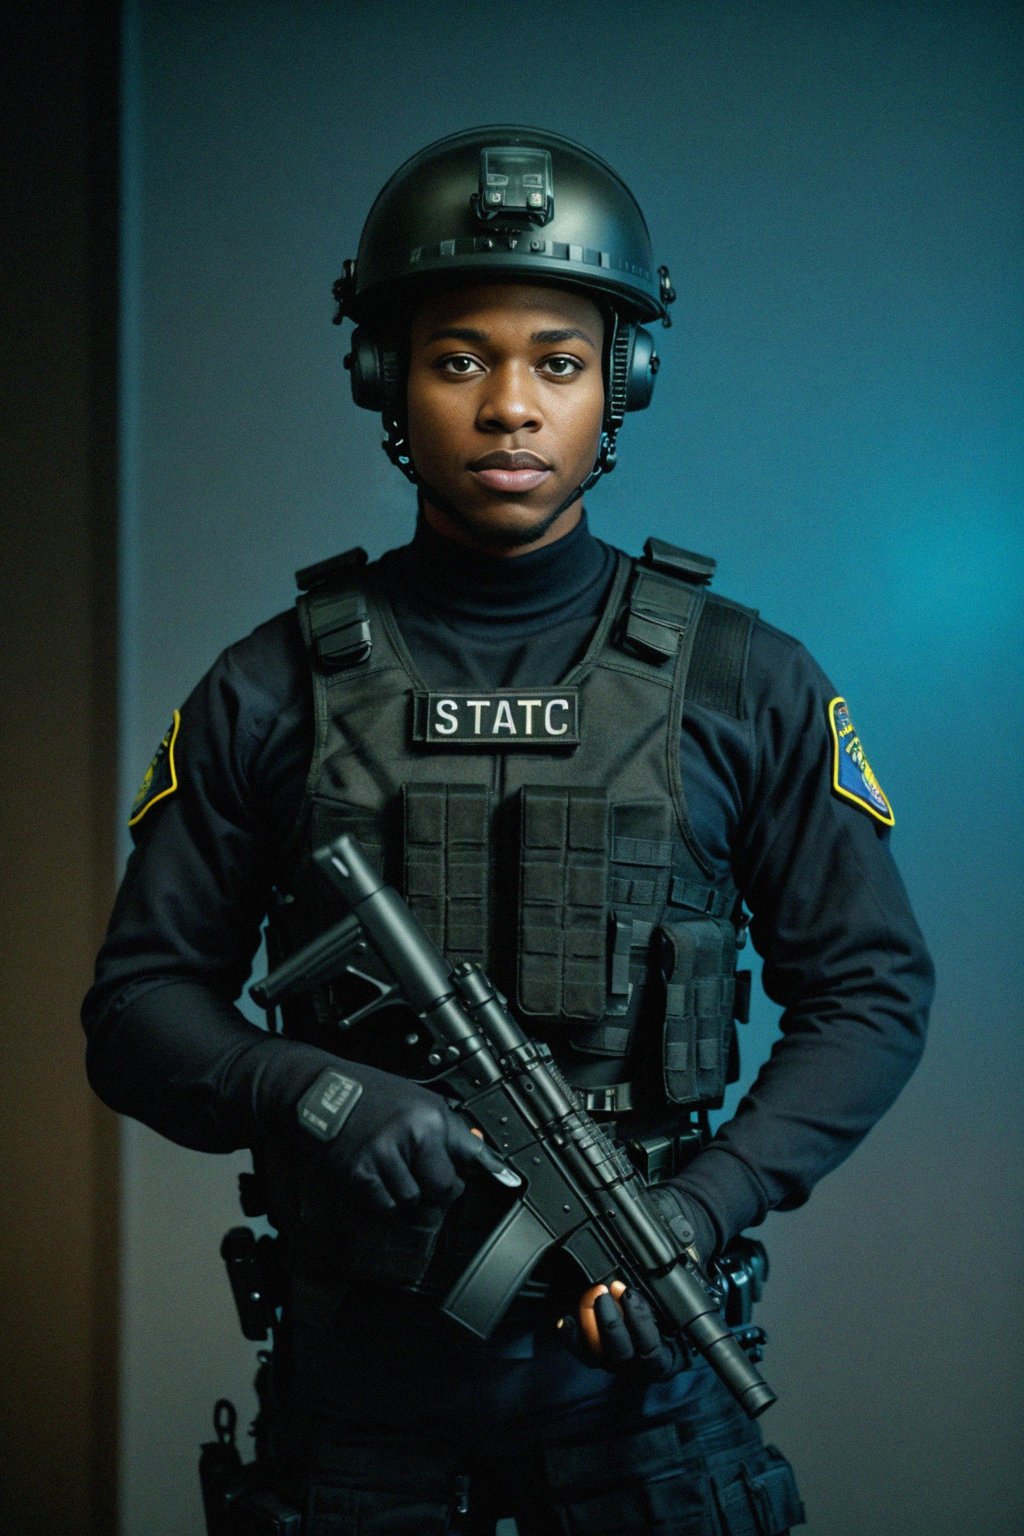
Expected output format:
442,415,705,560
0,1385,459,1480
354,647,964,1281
827,697,894,827
129,709,181,828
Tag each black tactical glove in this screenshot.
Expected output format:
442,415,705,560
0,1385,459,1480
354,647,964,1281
645,1181,718,1267
293,1062,496,1212
558,1284,689,1383
557,1184,717,1382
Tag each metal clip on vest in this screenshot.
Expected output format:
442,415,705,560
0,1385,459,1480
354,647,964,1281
620,540,714,665
296,547,372,670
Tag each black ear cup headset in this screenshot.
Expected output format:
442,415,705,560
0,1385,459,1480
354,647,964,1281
333,126,676,496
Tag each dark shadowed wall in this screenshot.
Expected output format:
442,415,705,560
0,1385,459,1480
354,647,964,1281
2,6,120,1534
116,2,1022,1532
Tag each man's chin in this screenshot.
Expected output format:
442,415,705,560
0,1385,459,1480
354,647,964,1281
422,492,582,553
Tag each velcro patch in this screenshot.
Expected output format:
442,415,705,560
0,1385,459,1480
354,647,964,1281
828,697,894,827
129,710,181,827
296,1069,362,1142
412,689,580,747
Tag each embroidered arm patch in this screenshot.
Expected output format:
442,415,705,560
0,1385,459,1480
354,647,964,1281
129,709,181,827
827,697,894,827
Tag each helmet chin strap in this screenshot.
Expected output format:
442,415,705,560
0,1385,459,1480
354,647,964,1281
380,300,626,514
381,418,620,521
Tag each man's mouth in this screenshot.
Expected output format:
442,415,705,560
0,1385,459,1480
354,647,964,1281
469,449,552,493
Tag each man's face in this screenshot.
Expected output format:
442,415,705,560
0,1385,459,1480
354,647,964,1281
406,283,605,555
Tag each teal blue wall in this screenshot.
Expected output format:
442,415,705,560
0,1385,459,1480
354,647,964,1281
120,3,1023,1531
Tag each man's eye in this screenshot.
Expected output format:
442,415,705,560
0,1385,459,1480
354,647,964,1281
438,355,482,375
542,356,583,377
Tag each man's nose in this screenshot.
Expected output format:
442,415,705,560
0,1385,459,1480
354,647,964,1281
476,362,542,433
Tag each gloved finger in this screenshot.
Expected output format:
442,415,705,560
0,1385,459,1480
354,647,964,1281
360,1142,422,1207
439,1119,520,1191
619,1289,667,1360
466,1127,523,1188
411,1136,466,1206
575,1280,627,1357
556,1312,604,1370
594,1289,635,1367
345,1160,398,1213
619,1290,686,1380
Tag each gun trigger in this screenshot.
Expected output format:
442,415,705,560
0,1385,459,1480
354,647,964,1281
469,1127,523,1188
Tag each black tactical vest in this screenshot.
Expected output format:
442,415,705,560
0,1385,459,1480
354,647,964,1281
273,538,756,1131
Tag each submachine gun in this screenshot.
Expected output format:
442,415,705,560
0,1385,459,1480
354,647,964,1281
251,832,777,1419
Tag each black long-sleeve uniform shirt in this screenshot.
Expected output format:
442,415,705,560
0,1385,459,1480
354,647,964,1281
83,515,934,1254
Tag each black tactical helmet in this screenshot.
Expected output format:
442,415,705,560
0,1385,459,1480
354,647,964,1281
334,125,675,491
335,125,675,327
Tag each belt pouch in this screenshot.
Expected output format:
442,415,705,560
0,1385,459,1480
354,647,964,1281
517,785,608,1022
658,917,737,1106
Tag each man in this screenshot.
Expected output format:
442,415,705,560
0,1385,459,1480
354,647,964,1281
84,127,933,1534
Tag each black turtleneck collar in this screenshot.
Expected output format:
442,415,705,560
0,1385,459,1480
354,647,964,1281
384,512,614,629
375,512,619,688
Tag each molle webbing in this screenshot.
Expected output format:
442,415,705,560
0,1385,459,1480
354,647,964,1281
404,784,491,968
291,536,757,1106
687,593,756,718
660,918,738,1106
605,840,731,921
609,833,673,907
669,876,734,918
517,786,608,1023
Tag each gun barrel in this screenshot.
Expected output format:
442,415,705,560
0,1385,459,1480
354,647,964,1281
656,1262,776,1415
604,1173,777,1417
703,1334,777,1416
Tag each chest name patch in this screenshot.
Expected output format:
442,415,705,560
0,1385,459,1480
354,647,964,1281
129,709,181,828
413,689,580,747
828,697,894,827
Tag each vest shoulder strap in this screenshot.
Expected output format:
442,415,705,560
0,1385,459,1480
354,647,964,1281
619,538,714,666
295,548,372,672
620,537,756,720
688,593,757,719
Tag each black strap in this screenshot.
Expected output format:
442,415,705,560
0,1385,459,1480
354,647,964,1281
617,536,717,666
620,565,706,664
620,538,755,719
297,551,373,672
669,875,734,919
687,594,757,718
642,537,716,584
295,546,367,591
608,912,634,1008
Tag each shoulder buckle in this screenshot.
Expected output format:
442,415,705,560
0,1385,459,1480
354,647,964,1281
311,590,372,670
642,538,716,586
295,547,368,593
297,549,372,670
621,565,707,665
